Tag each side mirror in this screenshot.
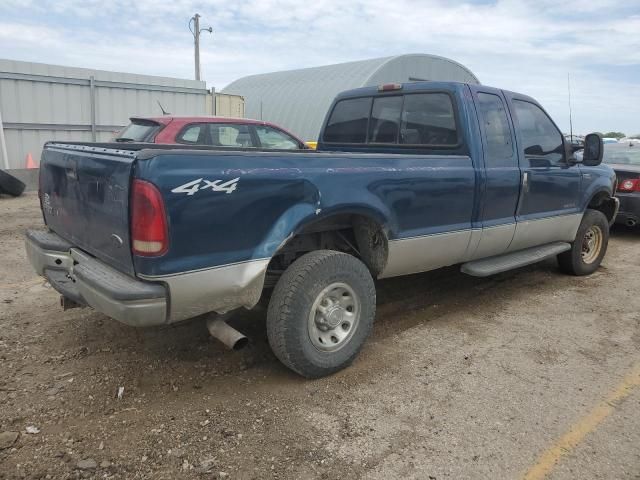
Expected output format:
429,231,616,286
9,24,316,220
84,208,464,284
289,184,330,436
582,133,604,166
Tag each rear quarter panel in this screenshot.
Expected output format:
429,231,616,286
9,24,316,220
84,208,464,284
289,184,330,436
133,150,476,277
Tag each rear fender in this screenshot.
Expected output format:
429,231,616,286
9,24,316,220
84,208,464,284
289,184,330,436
259,204,392,257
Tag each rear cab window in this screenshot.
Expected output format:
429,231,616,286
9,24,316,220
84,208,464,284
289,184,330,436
323,97,372,143
115,119,161,142
322,91,459,148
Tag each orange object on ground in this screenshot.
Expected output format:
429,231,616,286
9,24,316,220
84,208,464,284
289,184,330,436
26,153,38,169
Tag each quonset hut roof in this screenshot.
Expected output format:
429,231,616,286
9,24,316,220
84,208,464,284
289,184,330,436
221,54,479,141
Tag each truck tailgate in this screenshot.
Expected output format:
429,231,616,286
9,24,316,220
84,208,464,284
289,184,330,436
39,144,136,275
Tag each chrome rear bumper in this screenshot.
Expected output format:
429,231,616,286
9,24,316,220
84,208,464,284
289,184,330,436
25,229,269,326
25,230,167,327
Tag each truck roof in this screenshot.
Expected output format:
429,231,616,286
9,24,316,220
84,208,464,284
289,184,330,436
335,80,536,104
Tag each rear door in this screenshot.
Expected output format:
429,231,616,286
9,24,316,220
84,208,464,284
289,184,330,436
469,86,520,258
505,94,582,250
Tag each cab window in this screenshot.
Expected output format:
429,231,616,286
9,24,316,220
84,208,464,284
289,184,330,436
400,93,457,145
323,93,458,147
476,93,514,166
368,96,402,143
323,97,372,144
513,100,565,166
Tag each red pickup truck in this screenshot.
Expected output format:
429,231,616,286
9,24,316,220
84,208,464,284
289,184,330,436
115,116,308,149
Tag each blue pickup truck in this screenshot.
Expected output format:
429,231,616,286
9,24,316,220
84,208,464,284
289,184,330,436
26,81,618,378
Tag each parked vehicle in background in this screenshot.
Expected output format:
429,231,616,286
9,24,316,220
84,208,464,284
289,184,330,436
115,116,307,150
27,81,617,378
603,142,640,227
603,137,620,144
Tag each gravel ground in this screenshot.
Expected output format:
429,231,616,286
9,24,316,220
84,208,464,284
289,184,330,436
1,192,639,480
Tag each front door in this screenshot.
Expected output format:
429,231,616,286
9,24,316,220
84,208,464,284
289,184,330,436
505,94,582,251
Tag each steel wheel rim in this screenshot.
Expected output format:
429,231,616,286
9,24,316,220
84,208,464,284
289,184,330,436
308,282,360,352
581,225,603,264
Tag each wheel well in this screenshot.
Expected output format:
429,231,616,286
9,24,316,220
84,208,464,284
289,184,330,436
588,192,617,223
266,214,388,287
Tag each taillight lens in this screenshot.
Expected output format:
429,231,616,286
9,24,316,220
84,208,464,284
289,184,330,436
131,179,168,256
378,83,402,92
617,178,640,192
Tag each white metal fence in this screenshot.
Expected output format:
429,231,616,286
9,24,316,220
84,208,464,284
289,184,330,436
0,59,211,169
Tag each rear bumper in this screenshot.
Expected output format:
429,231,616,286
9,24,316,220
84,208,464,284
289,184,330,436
614,193,640,226
25,230,167,327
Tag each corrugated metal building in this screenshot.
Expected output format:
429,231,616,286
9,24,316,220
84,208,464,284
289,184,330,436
0,59,209,169
222,54,479,142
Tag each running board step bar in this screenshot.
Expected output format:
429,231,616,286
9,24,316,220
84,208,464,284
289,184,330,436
461,242,572,277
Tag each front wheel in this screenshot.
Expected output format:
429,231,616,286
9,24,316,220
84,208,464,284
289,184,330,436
558,209,609,276
267,250,376,378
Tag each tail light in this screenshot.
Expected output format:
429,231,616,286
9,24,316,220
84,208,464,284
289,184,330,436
617,178,640,192
131,179,168,256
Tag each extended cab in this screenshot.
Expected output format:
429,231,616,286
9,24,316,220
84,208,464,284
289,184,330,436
26,81,618,378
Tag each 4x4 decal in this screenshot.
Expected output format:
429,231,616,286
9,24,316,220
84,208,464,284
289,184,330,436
171,177,239,196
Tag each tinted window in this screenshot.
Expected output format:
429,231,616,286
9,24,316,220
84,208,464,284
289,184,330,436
323,97,372,143
400,93,457,145
177,124,206,144
255,126,300,149
513,100,564,165
116,120,160,142
477,93,514,165
208,124,254,147
368,96,402,143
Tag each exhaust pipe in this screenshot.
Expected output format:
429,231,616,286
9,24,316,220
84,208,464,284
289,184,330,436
626,218,637,227
206,316,248,350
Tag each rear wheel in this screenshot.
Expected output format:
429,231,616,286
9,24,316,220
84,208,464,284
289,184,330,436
558,209,609,276
267,250,376,378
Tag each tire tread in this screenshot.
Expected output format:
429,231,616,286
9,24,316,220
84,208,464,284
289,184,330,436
267,250,375,378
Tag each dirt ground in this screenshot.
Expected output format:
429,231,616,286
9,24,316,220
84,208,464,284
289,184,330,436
1,192,639,480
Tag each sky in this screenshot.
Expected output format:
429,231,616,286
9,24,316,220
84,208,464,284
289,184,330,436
1,0,639,135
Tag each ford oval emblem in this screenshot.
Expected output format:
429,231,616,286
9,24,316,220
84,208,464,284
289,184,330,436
111,234,124,248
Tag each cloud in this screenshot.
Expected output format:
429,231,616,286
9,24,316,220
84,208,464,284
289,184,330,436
0,0,638,133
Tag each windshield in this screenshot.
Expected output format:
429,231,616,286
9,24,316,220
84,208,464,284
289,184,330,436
115,119,161,142
603,144,640,166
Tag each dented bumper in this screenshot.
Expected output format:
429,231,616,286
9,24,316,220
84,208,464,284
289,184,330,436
25,229,269,326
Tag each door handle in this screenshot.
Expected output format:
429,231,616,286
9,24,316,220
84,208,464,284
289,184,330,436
522,172,529,193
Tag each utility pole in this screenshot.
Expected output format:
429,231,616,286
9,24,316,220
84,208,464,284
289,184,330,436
189,13,212,81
